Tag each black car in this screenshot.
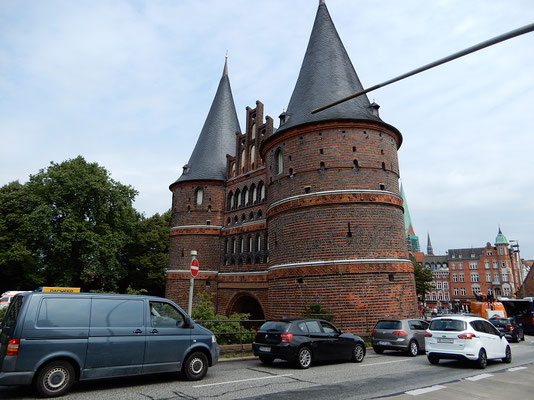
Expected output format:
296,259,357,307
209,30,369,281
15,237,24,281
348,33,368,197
252,318,366,368
489,316,525,342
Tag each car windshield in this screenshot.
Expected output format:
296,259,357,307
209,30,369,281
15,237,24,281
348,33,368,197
429,319,466,331
490,318,511,327
375,320,401,330
259,321,289,332
0,297,10,303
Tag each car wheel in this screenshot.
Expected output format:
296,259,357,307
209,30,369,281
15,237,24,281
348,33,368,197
408,340,419,357
512,333,519,343
476,348,487,369
34,360,75,398
521,332,525,341
373,346,384,354
427,354,439,365
351,343,365,363
296,347,312,369
502,346,512,363
183,351,208,381
259,356,274,365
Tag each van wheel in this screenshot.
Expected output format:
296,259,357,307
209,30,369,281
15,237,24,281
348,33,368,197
183,351,208,381
34,360,75,398
476,348,487,369
502,346,512,363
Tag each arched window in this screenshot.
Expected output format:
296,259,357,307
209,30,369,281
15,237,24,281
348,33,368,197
231,163,236,177
248,236,253,252
274,148,283,175
234,189,240,209
257,209,263,219
227,191,233,210
195,188,204,206
233,215,238,224
250,184,256,204
240,237,244,253
258,181,265,201
251,123,256,140
241,149,246,171
232,238,236,254
249,212,254,220
241,187,248,206
225,239,229,254
250,145,255,167
256,234,261,252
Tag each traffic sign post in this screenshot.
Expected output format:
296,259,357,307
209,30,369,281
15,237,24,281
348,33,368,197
188,251,198,316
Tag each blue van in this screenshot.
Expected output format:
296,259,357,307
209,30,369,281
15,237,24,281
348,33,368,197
0,292,219,397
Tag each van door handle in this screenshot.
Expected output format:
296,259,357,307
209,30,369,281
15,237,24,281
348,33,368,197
151,329,159,334
133,329,143,334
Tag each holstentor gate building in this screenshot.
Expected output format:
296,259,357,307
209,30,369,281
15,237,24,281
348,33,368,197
166,1,418,332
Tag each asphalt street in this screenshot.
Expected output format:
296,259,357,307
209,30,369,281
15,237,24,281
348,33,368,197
1,336,533,399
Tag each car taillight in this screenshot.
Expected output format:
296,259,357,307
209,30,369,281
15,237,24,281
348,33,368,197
371,329,377,335
280,333,293,343
424,332,432,337
7,339,20,356
392,331,407,336
506,325,514,330
458,333,476,340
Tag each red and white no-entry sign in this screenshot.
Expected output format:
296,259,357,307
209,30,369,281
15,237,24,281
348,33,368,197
190,258,199,277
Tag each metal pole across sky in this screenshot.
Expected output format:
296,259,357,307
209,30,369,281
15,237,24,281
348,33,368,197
312,22,534,114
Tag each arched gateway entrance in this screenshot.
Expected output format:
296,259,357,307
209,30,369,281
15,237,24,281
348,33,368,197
227,293,265,322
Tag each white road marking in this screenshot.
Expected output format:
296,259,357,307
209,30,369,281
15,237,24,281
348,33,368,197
405,385,446,395
193,374,294,388
361,359,411,367
508,366,528,372
464,373,493,381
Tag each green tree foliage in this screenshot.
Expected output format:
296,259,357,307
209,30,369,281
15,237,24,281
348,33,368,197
192,293,254,345
0,307,7,324
303,303,335,322
412,259,434,301
0,156,170,295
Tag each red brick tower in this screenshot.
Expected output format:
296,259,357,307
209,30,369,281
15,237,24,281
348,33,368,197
167,59,241,306
260,1,418,329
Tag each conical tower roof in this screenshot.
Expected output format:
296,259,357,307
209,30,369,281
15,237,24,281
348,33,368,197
495,227,509,246
400,184,414,236
172,58,241,185
427,232,434,255
276,1,398,136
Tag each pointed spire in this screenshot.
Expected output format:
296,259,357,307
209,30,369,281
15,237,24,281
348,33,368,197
495,226,508,246
427,232,434,255
223,51,228,76
277,1,389,134
173,57,241,185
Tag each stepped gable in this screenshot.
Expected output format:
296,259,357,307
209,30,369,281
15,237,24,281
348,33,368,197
276,0,394,136
173,58,241,185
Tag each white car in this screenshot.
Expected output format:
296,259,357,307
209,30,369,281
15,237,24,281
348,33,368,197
424,315,511,369
0,291,30,310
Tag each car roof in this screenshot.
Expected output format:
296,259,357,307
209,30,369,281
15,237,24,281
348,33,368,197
431,315,485,322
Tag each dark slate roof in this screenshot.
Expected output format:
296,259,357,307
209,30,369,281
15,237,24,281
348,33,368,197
447,248,485,260
276,1,383,134
172,59,241,185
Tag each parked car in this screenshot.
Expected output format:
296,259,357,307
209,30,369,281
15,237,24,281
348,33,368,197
252,318,366,368
489,316,525,343
0,291,31,310
424,315,511,369
0,292,218,397
371,319,429,356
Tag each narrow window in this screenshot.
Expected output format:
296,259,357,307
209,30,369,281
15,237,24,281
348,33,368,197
381,162,386,171
319,149,323,154
251,123,256,140
241,149,246,171
251,185,257,203
380,184,385,190
241,187,248,206
250,145,255,167
227,192,233,210
353,160,359,170
274,148,283,175
352,146,356,152
195,188,204,206
234,189,240,209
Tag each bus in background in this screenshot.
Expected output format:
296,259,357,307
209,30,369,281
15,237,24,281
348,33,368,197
501,298,534,334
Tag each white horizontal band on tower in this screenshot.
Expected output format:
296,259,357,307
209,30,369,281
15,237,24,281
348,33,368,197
170,225,223,231
268,258,411,271
267,189,402,212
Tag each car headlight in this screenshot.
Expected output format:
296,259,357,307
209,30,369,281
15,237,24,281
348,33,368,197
212,334,217,343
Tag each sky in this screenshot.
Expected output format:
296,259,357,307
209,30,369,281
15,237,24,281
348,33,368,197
1,0,533,259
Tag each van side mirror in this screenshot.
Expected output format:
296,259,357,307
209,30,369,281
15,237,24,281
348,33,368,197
183,319,193,329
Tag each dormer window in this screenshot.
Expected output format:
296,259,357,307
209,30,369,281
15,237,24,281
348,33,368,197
182,164,191,174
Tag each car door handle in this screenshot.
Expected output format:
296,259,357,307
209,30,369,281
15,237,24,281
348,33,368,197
151,329,159,334
133,329,143,334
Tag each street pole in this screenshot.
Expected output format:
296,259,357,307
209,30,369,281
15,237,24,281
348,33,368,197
510,240,524,298
188,250,197,316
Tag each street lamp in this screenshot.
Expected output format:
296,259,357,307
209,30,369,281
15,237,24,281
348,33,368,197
509,240,525,298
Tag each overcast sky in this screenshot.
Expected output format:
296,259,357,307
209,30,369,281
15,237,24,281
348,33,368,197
1,0,533,259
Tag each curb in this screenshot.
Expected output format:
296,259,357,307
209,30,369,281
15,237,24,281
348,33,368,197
219,355,257,363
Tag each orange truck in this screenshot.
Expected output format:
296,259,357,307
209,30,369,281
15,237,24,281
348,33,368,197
470,293,507,319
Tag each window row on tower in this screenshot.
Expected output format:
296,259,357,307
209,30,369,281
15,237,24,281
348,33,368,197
227,181,266,211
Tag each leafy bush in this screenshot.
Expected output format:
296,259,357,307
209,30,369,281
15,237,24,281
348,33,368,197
192,293,254,345
0,307,6,324
303,303,335,322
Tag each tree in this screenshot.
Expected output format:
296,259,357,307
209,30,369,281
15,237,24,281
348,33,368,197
124,210,171,296
412,259,434,302
0,156,138,292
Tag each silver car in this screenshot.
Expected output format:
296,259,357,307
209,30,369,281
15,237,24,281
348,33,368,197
371,319,429,356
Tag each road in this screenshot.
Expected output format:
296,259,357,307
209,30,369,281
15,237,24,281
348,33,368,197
1,336,533,399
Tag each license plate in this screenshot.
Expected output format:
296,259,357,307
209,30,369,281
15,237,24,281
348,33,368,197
437,338,454,343
377,341,390,346
259,346,271,352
